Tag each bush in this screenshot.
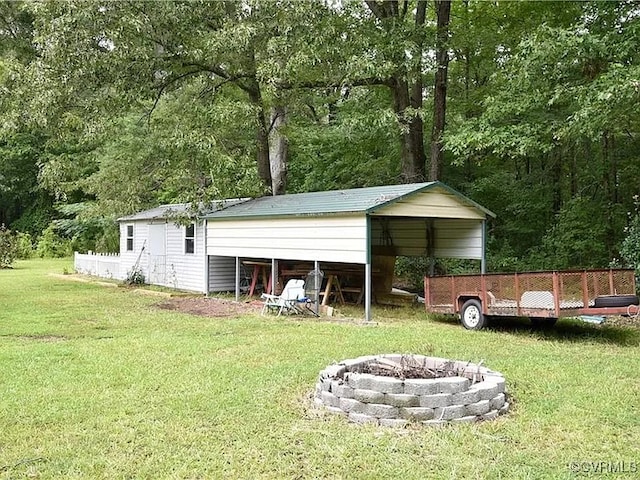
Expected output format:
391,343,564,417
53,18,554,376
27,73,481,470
15,232,34,259
125,265,146,285
0,225,18,268
620,196,640,271
36,224,73,258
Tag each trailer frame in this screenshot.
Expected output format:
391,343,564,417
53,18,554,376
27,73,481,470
424,269,639,329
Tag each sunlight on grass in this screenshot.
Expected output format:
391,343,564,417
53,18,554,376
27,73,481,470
1,259,639,478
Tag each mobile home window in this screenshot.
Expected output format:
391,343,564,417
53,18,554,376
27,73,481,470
185,223,195,254
126,225,134,251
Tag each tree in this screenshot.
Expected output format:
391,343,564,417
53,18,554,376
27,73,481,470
444,0,640,268
0,224,18,268
429,0,451,181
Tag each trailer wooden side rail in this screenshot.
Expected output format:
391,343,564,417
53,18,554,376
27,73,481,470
424,269,639,329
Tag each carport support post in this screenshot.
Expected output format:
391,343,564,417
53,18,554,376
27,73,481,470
365,215,372,323
314,260,320,315
365,262,372,322
235,256,240,301
481,220,487,274
271,258,277,295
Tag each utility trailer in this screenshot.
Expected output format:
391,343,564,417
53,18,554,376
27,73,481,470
424,269,639,330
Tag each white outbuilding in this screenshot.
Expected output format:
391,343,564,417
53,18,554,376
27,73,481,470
203,182,495,321
74,181,494,321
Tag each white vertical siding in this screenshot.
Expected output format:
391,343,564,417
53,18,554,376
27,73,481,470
371,217,483,259
119,221,150,280
117,220,207,292
433,219,483,259
374,187,486,220
161,220,206,292
207,215,368,264
208,256,237,292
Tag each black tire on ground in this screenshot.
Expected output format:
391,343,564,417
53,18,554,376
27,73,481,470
593,294,639,308
460,299,486,330
530,317,558,329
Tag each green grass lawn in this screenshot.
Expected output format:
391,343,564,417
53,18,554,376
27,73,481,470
1,259,639,479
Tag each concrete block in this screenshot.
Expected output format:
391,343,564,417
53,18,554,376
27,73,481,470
499,401,510,415
339,397,366,414
323,364,347,379
422,419,448,427
325,406,347,416
434,405,467,420
487,376,506,393
333,384,355,399
348,412,379,425
470,382,501,401
399,407,435,422
313,397,323,407
437,377,470,394
342,355,376,369
404,378,439,396
353,388,385,404
378,354,404,363
419,393,452,408
465,400,491,416
481,410,499,421
365,403,399,419
321,378,332,391
369,376,404,394
423,357,451,370
489,393,506,410
451,389,480,405
379,418,409,428
320,390,340,408
383,393,420,407
451,415,478,424
348,373,376,390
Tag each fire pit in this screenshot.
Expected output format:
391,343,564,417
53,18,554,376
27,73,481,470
314,354,509,426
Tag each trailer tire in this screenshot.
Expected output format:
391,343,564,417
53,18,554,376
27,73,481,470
460,299,486,330
593,294,639,308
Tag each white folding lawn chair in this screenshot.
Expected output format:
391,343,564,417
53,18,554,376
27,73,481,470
261,279,306,316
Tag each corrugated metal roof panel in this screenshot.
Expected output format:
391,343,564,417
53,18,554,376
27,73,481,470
203,182,495,219
203,183,433,219
118,199,248,222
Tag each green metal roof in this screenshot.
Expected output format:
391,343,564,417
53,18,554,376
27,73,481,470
203,182,495,220
118,199,248,222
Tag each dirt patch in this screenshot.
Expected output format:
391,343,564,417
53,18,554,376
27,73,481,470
157,297,263,318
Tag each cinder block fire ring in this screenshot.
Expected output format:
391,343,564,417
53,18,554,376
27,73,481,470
314,354,509,426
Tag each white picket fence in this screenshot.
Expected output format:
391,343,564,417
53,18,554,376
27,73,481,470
74,252,125,280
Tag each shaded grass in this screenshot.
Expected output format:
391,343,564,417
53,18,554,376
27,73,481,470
1,259,639,479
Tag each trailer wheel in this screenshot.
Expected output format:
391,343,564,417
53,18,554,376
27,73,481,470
460,299,486,330
593,294,639,308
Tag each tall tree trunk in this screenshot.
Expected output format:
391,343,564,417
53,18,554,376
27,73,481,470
268,105,288,196
391,77,426,183
365,0,427,184
246,85,272,193
429,0,451,181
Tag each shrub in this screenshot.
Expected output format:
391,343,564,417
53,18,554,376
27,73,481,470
0,225,18,268
15,232,34,259
620,196,640,281
36,224,73,258
124,265,146,285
